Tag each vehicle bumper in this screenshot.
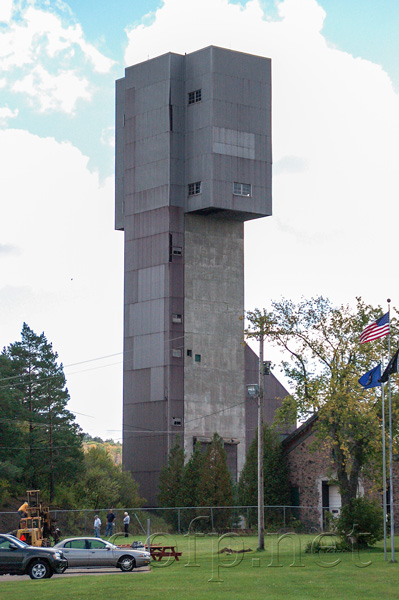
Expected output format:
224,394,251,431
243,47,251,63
53,558,68,574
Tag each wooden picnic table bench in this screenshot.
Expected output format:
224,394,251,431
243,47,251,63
145,544,182,561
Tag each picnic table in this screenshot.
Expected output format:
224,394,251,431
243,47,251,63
145,544,182,561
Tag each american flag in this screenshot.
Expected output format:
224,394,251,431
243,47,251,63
359,312,390,344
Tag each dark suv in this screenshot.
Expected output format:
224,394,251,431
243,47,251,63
0,534,67,579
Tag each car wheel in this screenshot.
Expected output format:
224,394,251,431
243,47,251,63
119,555,136,572
28,559,51,580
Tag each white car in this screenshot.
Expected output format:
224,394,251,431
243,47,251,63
53,537,151,571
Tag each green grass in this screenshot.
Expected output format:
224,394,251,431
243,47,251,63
2,534,399,600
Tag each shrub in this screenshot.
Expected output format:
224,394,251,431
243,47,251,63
336,497,383,547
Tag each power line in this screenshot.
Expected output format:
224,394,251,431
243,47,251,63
0,335,186,387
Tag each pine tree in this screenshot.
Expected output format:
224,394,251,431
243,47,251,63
197,433,234,530
180,441,204,529
238,424,290,527
157,436,185,528
2,323,84,500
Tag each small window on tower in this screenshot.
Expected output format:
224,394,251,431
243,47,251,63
195,354,201,363
233,182,252,197
172,314,183,324
188,89,202,105
188,181,202,196
172,349,182,358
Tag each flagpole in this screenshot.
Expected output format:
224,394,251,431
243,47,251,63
381,374,387,561
387,298,395,562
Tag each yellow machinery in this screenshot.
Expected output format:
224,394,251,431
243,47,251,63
16,490,60,547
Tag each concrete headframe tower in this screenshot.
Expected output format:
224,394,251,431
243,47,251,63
115,46,271,504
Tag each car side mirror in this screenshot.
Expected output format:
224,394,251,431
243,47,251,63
9,543,18,550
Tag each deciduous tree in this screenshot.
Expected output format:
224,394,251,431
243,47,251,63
245,297,398,509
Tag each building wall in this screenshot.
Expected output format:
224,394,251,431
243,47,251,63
116,46,272,505
244,344,294,454
284,420,399,530
184,213,245,474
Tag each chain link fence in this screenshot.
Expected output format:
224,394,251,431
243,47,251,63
0,504,367,537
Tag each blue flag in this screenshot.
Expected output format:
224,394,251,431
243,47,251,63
358,364,381,389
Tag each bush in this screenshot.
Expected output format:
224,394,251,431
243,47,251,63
305,534,346,554
336,497,383,547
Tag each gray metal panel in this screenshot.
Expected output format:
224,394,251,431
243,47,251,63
115,77,126,231
137,265,166,301
126,186,170,215
128,208,170,238
134,160,170,195
123,368,151,405
134,107,170,141
127,233,169,270
131,134,170,168
150,367,165,402
129,299,165,336
133,332,165,369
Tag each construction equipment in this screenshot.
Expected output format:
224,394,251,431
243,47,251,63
16,490,61,547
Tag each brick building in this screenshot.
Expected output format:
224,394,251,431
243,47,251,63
283,414,399,530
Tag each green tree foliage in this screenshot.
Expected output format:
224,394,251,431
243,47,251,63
197,433,234,530
157,436,185,529
180,441,204,529
74,446,144,509
157,434,235,531
337,497,384,547
238,425,290,526
246,297,399,509
1,323,84,500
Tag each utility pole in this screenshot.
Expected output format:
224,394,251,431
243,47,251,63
387,298,395,562
258,334,265,551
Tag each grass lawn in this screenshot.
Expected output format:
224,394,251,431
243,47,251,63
1,533,399,600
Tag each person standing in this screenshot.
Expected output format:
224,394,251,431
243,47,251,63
123,511,130,538
94,515,101,538
105,509,116,537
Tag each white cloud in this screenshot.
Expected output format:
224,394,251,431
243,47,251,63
12,65,91,113
0,2,115,113
100,126,115,148
125,0,399,310
0,105,18,124
0,0,13,23
0,129,123,436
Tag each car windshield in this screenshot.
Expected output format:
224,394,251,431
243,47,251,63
106,542,118,549
6,535,28,548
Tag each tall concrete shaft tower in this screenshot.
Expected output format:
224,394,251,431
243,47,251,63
115,46,271,505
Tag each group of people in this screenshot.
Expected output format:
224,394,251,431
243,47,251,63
93,509,131,538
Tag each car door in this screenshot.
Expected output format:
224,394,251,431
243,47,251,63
0,537,24,574
86,539,114,567
61,539,90,567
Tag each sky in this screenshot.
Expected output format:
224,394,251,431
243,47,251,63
1,0,398,440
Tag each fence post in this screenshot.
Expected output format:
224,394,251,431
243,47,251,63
147,518,150,549
210,507,214,531
178,508,181,535
284,506,286,528
84,510,87,535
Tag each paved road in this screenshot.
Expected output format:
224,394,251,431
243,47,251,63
0,565,151,582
